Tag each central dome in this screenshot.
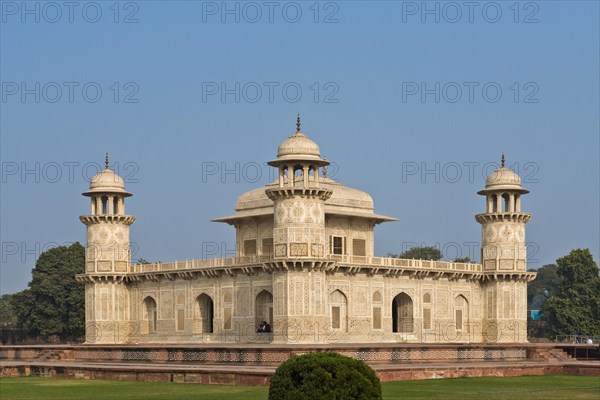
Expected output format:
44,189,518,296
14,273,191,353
212,176,397,224
214,117,397,225
235,177,375,213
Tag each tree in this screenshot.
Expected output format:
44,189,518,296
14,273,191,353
0,294,18,343
0,294,17,327
269,352,382,400
10,290,34,334
543,249,600,338
11,242,85,341
527,264,559,309
389,246,442,261
453,257,473,263
137,258,151,264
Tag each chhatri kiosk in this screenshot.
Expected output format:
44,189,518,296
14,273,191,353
77,117,535,344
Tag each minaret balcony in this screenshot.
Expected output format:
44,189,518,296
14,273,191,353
80,214,136,225
475,212,531,224
265,187,332,201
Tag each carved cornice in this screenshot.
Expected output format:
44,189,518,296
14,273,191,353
75,274,128,284
80,215,136,225
263,259,336,272
333,263,484,282
75,251,538,285
77,261,534,285
265,187,333,201
481,272,537,283
475,213,531,224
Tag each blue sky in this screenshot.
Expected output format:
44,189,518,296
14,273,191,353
1,1,599,294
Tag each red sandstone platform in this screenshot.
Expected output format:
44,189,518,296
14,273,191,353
1,343,598,386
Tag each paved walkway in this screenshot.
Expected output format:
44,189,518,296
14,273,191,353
2,358,598,374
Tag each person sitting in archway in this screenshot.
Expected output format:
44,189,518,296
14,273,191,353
257,321,266,333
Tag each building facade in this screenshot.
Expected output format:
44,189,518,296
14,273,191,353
77,120,536,344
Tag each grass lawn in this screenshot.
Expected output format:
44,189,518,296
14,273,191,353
382,375,600,399
0,375,598,400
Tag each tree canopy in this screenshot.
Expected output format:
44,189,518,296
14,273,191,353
10,242,85,341
453,257,473,263
542,249,600,337
0,294,17,328
527,264,559,310
389,246,442,261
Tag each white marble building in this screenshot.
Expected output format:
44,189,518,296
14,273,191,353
77,118,535,344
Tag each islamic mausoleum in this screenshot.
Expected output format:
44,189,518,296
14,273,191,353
77,117,536,344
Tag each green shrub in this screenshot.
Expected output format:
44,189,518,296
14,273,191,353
268,352,382,400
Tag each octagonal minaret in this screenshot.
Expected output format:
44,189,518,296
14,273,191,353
476,154,534,342
476,154,531,272
266,115,332,260
265,116,334,342
79,154,135,343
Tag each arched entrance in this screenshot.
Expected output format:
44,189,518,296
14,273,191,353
392,293,413,333
195,294,214,334
255,290,273,328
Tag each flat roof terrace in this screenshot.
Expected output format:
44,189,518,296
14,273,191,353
77,255,534,283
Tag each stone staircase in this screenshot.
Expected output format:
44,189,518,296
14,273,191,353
34,349,65,362
532,347,573,362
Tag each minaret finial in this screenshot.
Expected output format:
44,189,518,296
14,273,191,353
105,153,109,169
296,113,301,132
501,153,505,168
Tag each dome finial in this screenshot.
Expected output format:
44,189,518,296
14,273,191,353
105,153,109,169
501,153,505,168
296,113,301,132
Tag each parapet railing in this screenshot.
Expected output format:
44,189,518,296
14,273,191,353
130,255,482,273
130,256,272,273
329,255,481,272
555,335,600,344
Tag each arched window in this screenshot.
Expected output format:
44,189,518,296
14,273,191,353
175,293,185,332
223,291,233,330
195,294,214,334
372,291,382,330
255,290,273,329
142,297,157,334
372,291,382,303
423,293,432,330
329,290,348,332
392,293,413,333
423,293,431,303
223,291,232,303
454,295,469,334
